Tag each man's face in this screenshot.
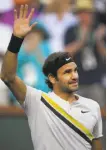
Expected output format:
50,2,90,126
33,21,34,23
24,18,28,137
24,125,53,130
55,62,79,93
77,11,93,26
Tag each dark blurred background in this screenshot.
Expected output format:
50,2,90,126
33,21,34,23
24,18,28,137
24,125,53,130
0,0,106,150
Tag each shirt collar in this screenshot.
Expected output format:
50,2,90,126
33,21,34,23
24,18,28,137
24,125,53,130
48,91,80,109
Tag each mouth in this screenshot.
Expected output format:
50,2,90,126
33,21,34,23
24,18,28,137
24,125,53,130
72,82,78,86
69,81,78,86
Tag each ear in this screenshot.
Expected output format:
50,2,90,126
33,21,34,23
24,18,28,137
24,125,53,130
48,74,57,85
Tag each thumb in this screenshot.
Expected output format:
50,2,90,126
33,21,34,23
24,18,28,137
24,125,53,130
30,22,38,29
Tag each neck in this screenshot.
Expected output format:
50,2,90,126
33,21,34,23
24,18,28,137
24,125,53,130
53,88,78,103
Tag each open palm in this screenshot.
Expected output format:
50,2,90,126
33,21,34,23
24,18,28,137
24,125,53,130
13,5,36,38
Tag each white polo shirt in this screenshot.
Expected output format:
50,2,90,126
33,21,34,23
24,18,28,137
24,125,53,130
22,86,103,150
38,12,78,53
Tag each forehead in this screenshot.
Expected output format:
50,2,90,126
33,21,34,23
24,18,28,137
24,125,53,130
77,11,93,17
57,62,77,73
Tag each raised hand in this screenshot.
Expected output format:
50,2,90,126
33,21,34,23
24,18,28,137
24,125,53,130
94,24,106,41
13,5,37,38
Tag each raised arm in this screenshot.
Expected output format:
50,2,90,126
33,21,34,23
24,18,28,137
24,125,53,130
64,25,89,56
94,24,106,58
0,5,36,104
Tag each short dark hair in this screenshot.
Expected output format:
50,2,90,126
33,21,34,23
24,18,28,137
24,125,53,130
42,52,74,89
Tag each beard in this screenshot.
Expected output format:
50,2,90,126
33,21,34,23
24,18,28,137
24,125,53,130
60,84,79,93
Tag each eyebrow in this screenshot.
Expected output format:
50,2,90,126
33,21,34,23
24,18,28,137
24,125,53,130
63,66,78,73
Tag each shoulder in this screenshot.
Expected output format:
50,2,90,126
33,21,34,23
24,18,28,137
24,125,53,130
23,86,46,116
26,85,43,99
66,23,79,33
68,13,78,22
24,85,47,108
78,95,100,111
64,24,79,45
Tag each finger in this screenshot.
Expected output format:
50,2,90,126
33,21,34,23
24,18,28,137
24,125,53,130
30,22,38,29
14,9,17,20
19,5,24,18
23,4,28,18
28,8,35,20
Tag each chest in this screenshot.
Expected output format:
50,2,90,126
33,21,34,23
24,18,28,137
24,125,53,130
66,105,97,133
37,100,97,135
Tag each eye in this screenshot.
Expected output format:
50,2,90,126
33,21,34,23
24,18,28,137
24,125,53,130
64,69,72,74
74,67,78,72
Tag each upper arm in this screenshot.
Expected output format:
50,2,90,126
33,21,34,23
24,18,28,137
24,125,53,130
92,104,103,150
4,76,27,104
92,138,102,150
1,74,42,116
92,104,103,139
64,25,78,46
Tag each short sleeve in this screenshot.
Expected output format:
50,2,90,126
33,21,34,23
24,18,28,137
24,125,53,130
92,104,103,139
22,85,42,116
64,25,78,46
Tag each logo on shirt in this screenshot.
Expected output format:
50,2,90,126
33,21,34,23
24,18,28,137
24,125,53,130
81,110,90,113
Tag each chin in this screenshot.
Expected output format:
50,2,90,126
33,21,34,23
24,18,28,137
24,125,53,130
69,86,79,92
64,87,78,93
71,88,78,92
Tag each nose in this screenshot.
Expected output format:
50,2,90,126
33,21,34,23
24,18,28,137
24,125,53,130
71,71,79,81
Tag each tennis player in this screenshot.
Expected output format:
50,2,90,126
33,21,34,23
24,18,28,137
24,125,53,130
1,5,103,150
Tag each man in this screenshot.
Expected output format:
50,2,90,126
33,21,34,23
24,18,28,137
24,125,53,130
37,0,78,53
0,5,103,150
64,0,106,106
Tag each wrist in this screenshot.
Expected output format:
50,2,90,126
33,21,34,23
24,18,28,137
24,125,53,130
8,34,24,53
13,33,24,39
80,38,86,47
